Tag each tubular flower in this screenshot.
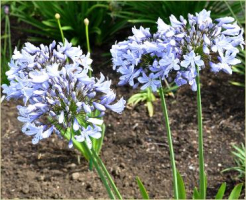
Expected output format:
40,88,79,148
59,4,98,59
2,40,126,148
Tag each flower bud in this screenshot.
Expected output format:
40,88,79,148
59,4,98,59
84,18,89,26
4,5,9,15
55,13,60,20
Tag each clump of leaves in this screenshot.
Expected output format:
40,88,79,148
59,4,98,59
10,1,127,47
222,143,245,179
128,82,177,117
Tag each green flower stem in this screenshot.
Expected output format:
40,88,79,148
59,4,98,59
56,18,65,44
158,84,179,199
91,148,123,200
195,65,206,199
62,129,115,199
84,19,92,78
3,15,8,57
82,142,115,199
7,15,12,58
85,22,91,55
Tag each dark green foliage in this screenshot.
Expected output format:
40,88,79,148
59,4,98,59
115,1,245,30
9,1,127,47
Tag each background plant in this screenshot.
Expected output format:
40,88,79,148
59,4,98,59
222,143,245,179
9,1,127,47
115,1,245,29
128,82,177,117
1,5,12,85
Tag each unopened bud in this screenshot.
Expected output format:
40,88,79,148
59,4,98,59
55,13,60,20
4,5,9,15
84,18,89,26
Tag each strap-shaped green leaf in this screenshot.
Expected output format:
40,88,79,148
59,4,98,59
228,183,243,200
215,182,226,199
146,101,154,117
176,171,186,199
61,26,74,31
205,173,207,199
136,176,149,199
192,187,200,199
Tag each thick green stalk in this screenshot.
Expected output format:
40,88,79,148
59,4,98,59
196,66,206,199
62,129,115,199
91,148,123,200
158,84,179,199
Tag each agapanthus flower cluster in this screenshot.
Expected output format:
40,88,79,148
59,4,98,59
2,40,126,148
111,9,244,91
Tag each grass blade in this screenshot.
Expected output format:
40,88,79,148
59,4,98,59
136,176,149,199
228,183,243,200
215,182,226,199
192,187,200,199
177,170,186,199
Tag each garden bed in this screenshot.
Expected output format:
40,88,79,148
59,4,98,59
1,48,244,198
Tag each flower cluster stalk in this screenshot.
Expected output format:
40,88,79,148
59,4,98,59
63,128,116,199
3,10,12,58
84,18,92,78
159,83,179,199
55,13,65,44
196,65,206,199
91,148,123,200
82,142,115,199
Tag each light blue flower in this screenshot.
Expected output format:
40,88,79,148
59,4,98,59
74,125,101,149
181,51,204,68
118,65,142,86
138,72,161,92
105,97,126,114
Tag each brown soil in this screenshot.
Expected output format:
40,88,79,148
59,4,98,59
1,48,245,199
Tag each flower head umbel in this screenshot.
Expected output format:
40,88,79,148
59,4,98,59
111,9,244,91
110,26,164,92
156,9,244,91
2,40,126,148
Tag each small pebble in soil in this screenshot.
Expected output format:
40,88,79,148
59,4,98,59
67,163,77,169
71,172,80,180
218,163,222,167
21,185,29,194
37,175,45,181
